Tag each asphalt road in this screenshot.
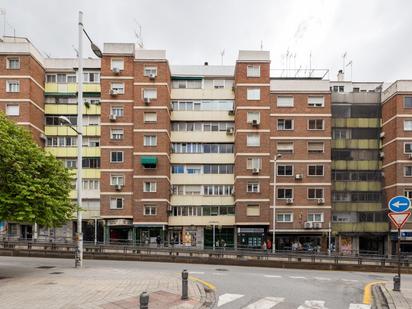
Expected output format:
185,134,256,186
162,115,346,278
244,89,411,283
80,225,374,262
0,256,410,309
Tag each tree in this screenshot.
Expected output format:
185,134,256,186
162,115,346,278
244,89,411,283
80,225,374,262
0,112,76,227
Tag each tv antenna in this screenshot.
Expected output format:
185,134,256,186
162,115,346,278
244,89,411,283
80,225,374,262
346,60,353,81
134,19,144,48
220,49,225,65
342,51,347,74
260,40,263,50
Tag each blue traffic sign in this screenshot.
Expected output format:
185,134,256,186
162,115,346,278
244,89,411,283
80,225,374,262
388,196,411,213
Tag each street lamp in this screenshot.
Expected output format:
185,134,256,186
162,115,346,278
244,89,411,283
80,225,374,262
59,11,102,268
272,153,282,254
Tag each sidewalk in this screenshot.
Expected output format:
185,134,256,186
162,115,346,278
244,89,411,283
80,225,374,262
0,257,212,309
376,280,412,309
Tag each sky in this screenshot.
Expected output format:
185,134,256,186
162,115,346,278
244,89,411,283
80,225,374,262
2,0,412,82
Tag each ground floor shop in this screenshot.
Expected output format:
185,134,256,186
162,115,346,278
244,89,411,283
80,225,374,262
336,233,387,255
274,232,328,252
391,231,412,255
237,226,267,249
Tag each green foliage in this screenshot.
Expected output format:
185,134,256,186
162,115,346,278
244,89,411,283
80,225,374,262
0,112,76,227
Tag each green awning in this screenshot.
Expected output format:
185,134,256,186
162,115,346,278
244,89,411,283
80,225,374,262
141,156,158,167
171,76,202,80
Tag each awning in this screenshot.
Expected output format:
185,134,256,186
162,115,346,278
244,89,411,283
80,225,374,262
140,156,158,167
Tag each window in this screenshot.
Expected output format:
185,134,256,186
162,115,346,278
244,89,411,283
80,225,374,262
82,179,99,190
57,74,66,83
83,137,100,147
46,136,77,147
111,58,124,70
144,205,157,216
277,165,293,176
172,80,202,89
144,112,157,123
308,213,323,222
277,119,293,130
144,135,157,146
110,175,124,186
332,85,344,92
172,165,184,174
186,165,201,174
46,75,56,83
143,182,156,192
110,197,124,209
247,65,261,77
110,151,124,163
405,97,412,108
308,188,324,199
308,165,324,176
6,80,19,92
308,141,324,153
247,182,260,193
7,57,20,69
308,119,324,130
82,157,100,168
277,213,293,222
277,142,294,153
246,205,260,216
64,159,77,169
405,166,412,177
404,143,412,154
404,120,412,131
67,75,76,83
247,158,262,170
83,72,100,83
247,88,260,100
247,133,260,147
277,96,294,107
213,80,225,89
83,115,100,126
333,128,351,139
144,66,157,77
247,112,260,123
277,188,293,199
111,129,124,140
308,96,325,107
111,106,124,117
111,83,125,94
143,88,157,100
405,190,412,199
5,104,19,116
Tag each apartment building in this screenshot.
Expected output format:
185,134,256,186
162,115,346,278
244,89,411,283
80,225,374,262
331,78,387,255
382,80,412,254
2,35,410,254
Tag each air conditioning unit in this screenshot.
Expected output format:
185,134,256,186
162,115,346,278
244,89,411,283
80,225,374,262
304,222,313,229
379,151,385,158
149,73,157,80
408,154,412,160
317,198,325,205
252,168,260,174
286,198,294,205
380,131,385,138
226,128,234,135
115,184,123,191
110,89,119,96
144,97,151,105
109,114,117,122
313,222,322,229
228,110,235,116
252,119,259,127
112,67,121,75
295,174,303,180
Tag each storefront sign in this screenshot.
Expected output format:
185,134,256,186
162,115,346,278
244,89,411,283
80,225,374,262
107,219,133,226
237,228,265,233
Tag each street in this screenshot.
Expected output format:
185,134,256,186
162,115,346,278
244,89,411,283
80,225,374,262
0,256,410,308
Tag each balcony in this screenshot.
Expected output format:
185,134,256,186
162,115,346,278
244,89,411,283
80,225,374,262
45,83,100,94
171,174,234,185
171,88,234,100
45,147,100,157
45,126,100,136
332,139,380,149
171,195,234,206
171,111,234,122
171,153,234,164
45,104,100,115
333,202,384,212
332,160,381,170
333,181,381,191
171,131,234,143
332,118,380,128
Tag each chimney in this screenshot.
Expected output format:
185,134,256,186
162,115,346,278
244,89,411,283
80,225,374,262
337,70,344,81
204,62,208,66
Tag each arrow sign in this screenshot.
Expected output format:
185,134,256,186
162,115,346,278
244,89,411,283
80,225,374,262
388,196,411,213
388,211,411,229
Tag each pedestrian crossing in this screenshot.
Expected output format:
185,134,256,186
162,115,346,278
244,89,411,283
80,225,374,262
217,293,371,308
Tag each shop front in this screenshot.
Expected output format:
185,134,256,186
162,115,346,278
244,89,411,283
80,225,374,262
237,226,267,249
135,224,165,245
168,226,204,248
105,218,133,244
204,226,234,249
391,230,412,255
276,233,326,252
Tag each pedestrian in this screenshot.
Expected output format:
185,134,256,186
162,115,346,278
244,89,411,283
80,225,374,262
266,239,272,251
262,241,267,252
156,235,161,247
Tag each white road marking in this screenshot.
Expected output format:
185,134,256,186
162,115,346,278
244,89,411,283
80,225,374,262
314,277,331,281
217,293,244,307
342,279,359,282
212,272,227,276
189,271,205,275
297,300,328,309
243,296,285,309
349,305,371,309
263,275,282,278
289,276,306,279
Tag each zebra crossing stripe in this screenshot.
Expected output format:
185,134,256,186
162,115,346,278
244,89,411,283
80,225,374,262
297,300,327,309
243,297,285,309
349,304,371,309
217,293,244,307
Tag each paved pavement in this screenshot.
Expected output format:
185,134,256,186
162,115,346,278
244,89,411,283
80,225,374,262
1,256,412,309
0,256,206,309
380,278,412,309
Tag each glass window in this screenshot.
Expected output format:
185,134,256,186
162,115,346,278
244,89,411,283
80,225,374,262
404,166,412,177
404,120,412,131
247,65,261,77
308,142,324,153
404,97,412,108
246,205,260,216
247,158,262,169
247,88,260,100
111,129,124,140
308,213,323,222
144,66,157,77
308,188,324,199
213,80,225,89
143,88,157,100
67,75,76,83
46,75,56,83
277,96,294,107
144,205,157,216
110,151,124,163
247,112,260,123
277,119,293,130
277,142,294,153
308,119,324,130
7,57,20,69
172,165,184,174
277,188,293,199
144,112,157,123
247,133,260,147
404,143,412,153
247,182,260,193
110,198,124,209
110,175,124,186
144,135,157,146
111,58,124,70
277,213,293,222
308,165,324,176
308,96,325,107
6,104,19,116
111,83,125,94
143,182,156,192
57,74,66,83
277,165,293,176
6,80,19,92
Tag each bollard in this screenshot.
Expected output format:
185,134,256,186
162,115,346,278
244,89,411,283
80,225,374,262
139,291,149,309
182,269,189,300
393,275,400,292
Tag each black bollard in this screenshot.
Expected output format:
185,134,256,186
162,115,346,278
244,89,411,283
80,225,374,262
393,275,400,292
182,269,189,300
139,291,149,309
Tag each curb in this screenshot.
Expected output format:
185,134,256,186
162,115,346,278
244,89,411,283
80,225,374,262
372,284,390,309
192,280,216,309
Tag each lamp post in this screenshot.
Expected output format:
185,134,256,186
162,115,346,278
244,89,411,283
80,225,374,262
272,153,282,254
59,11,102,268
